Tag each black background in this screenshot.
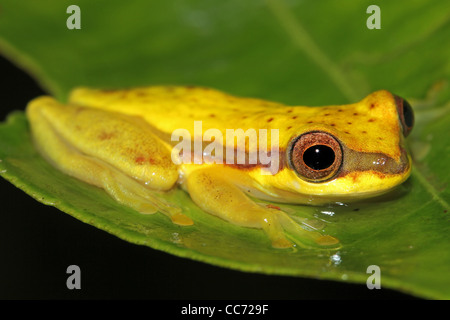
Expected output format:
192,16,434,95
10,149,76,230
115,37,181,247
0,55,417,300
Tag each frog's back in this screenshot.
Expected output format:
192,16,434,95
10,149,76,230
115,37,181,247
69,86,288,135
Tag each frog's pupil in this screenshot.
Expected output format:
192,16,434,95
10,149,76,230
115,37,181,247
303,145,335,170
402,99,414,128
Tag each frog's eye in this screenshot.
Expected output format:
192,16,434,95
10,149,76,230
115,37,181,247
394,95,414,137
289,131,343,182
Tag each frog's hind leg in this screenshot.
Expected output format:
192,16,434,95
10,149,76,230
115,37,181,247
26,97,192,226
184,167,339,249
97,161,193,226
40,136,192,225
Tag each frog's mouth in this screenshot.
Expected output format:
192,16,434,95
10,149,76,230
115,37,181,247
310,146,412,200
272,144,412,204
336,144,411,181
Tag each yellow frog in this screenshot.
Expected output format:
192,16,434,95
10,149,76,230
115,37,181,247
26,86,414,249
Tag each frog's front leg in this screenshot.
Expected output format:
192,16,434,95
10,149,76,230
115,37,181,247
184,167,339,249
26,97,193,226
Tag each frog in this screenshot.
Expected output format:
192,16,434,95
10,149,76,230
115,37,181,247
26,86,414,249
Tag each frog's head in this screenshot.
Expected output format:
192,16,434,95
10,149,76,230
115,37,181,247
280,90,414,201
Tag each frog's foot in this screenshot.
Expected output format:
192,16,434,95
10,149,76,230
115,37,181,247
274,211,339,249
185,167,338,249
253,207,338,249
100,166,193,226
260,204,339,248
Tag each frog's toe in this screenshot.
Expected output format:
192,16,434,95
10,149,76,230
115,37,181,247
315,235,340,246
137,195,193,226
170,212,194,226
258,213,294,249
137,199,193,226
277,212,340,249
271,237,294,249
136,203,159,214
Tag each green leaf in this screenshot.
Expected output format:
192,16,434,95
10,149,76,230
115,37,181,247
0,0,449,299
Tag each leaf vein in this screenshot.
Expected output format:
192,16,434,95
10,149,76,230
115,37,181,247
412,166,450,212
266,0,360,102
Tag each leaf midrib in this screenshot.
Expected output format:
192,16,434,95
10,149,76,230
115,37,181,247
412,166,450,212
266,0,361,102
